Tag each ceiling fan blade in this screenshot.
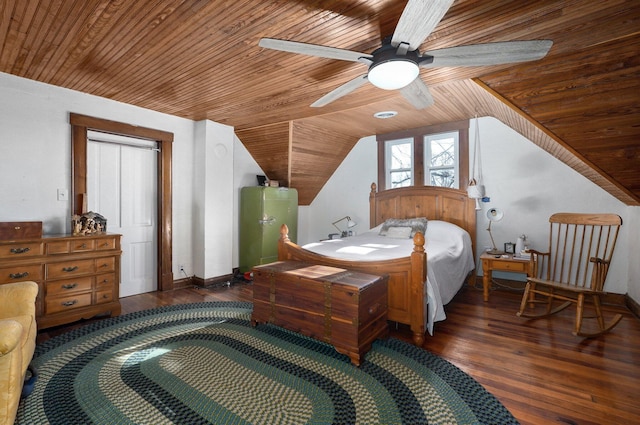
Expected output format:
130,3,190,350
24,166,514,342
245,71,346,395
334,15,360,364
259,38,372,62
423,40,553,67
391,0,454,51
311,75,369,107
400,78,434,109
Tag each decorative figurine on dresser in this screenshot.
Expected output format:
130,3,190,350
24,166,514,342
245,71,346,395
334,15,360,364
0,221,122,329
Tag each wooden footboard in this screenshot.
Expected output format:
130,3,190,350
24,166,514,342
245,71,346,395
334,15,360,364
278,224,428,346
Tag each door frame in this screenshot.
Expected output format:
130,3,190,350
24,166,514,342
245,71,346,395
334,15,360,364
70,113,174,291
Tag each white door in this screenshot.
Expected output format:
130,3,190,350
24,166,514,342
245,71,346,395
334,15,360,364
87,132,158,297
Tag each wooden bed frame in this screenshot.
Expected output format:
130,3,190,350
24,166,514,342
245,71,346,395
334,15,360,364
278,183,476,346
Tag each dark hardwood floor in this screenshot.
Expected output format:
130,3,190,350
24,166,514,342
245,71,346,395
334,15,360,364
37,279,640,425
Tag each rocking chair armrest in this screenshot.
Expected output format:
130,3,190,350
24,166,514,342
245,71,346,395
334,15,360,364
526,250,549,279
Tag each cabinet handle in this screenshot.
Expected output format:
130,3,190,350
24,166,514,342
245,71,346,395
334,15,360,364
62,266,79,272
62,300,78,307
10,247,30,254
81,243,87,248
9,272,29,279
100,263,109,268
62,283,78,290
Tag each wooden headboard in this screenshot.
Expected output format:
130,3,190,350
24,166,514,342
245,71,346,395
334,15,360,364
369,183,477,257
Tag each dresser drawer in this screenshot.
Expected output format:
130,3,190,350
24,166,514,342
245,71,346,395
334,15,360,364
46,259,95,279
491,259,528,273
95,289,114,304
47,239,96,254
0,264,43,284
71,239,96,252
96,237,118,251
0,242,44,259
95,273,117,288
46,276,93,296
46,293,92,315
95,256,116,273
46,240,71,255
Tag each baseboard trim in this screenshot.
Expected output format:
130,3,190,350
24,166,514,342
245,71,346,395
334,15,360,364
625,294,640,319
173,276,193,289
192,273,234,287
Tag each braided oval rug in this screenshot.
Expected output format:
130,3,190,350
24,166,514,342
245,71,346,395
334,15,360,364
17,302,518,425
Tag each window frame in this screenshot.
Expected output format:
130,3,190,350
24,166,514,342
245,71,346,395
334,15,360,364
377,120,469,191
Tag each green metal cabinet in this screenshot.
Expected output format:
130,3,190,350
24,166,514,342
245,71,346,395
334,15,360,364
239,186,298,272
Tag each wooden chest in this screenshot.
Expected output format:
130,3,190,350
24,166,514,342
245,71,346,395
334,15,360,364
0,221,43,241
252,261,388,366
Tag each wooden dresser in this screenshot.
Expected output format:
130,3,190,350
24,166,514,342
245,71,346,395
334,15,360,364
0,233,122,329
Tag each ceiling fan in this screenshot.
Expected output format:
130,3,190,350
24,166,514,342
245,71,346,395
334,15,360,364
259,0,552,109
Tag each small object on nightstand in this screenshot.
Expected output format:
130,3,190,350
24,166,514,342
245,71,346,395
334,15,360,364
504,242,515,254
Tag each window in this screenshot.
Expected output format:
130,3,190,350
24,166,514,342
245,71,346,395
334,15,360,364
385,137,413,188
424,131,458,188
377,120,469,190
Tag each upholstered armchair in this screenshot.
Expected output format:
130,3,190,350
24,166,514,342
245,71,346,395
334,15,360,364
0,281,38,425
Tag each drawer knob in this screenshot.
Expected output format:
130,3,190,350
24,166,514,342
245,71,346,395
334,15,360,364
100,263,109,268
62,266,79,272
81,243,87,248
62,283,78,290
62,300,78,307
9,272,29,279
368,303,381,315
10,247,30,254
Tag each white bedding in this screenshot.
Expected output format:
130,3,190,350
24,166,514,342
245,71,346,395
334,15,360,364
302,220,475,334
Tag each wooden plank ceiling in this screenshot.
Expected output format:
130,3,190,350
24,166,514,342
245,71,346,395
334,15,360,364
1,0,638,205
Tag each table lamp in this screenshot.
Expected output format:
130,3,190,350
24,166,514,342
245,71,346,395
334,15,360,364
486,208,504,255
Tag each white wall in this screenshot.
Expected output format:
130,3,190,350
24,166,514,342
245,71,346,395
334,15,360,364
304,136,378,244
0,72,199,281
309,117,637,298
627,207,640,302
232,134,266,269
193,120,235,279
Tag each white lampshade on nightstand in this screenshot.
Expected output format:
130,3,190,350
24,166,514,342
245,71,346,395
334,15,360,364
486,208,504,255
332,216,357,237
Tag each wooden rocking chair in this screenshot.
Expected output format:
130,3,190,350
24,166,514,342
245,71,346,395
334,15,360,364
517,213,623,337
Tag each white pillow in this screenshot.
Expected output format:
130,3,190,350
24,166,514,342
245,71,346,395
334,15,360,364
425,220,466,240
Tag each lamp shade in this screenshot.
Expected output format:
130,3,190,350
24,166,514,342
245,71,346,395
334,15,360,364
487,208,504,222
368,60,419,90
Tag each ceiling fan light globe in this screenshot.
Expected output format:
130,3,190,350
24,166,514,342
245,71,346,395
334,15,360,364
368,59,419,90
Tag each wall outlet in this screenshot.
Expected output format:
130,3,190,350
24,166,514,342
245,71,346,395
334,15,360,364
179,264,185,272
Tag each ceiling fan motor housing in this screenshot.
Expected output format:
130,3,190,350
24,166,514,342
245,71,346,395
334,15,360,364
368,43,433,90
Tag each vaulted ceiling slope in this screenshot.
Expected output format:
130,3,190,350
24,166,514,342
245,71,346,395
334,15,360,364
1,1,638,205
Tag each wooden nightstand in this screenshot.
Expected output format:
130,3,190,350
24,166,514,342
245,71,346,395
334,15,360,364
480,252,533,302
